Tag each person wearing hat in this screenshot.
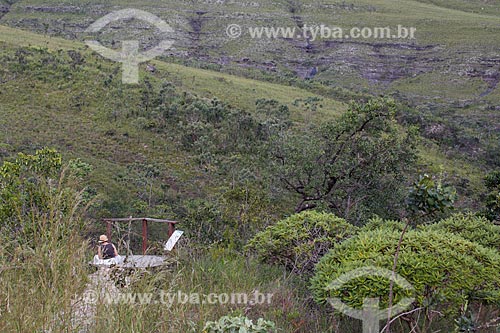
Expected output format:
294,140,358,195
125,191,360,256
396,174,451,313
97,234,118,260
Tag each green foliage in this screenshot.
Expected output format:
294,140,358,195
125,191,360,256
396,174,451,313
0,5,498,332
425,213,500,251
454,302,479,333
93,247,333,332
0,148,89,249
292,97,323,122
255,98,291,138
406,173,457,217
485,170,500,190
139,84,287,159
7,147,62,176
454,315,478,333
246,211,358,274
483,170,500,222
67,158,93,179
203,315,276,333
218,186,275,248
270,97,418,221
0,41,305,235
182,198,228,246
182,186,278,249
310,228,500,321
363,216,407,232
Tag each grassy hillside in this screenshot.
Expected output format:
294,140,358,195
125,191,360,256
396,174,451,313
1,0,498,169
0,18,488,224
0,23,353,248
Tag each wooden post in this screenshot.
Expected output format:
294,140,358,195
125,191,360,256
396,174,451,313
106,220,112,241
142,219,148,255
168,222,175,238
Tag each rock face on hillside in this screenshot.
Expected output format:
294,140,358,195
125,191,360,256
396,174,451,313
0,2,14,20
2,1,497,96
290,41,442,83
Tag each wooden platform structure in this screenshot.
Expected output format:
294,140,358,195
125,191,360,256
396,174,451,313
103,217,178,255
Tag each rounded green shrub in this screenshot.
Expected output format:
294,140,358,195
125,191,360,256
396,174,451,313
310,228,500,318
245,211,358,274
424,213,500,251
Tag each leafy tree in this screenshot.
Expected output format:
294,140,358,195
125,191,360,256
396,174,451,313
270,97,418,221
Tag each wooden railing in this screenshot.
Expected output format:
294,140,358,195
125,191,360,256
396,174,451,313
102,217,179,254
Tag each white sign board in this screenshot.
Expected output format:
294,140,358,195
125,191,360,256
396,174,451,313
164,230,184,251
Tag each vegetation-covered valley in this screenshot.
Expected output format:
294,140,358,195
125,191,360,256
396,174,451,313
0,1,499,332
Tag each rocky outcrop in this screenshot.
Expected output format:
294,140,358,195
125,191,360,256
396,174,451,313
0,0,19,20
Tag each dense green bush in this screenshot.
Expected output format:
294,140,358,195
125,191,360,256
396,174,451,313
310,228,500,330
0,148,88,249
363,216,407,232
425,213,500,251
245,211,358,274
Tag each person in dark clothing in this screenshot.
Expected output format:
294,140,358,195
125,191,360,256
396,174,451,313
97,234,118,259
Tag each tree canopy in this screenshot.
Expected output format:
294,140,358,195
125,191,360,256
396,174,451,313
270,97,418,222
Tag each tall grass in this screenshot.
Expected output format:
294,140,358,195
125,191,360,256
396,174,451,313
91,244,336,332
0,169,90,332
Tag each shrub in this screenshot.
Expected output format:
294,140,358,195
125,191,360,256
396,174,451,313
0,148,86,248
424,213,500,251
406,173,457,218
310,228,500,329
245,211,358,274
363,216,407,232
203,315,276,333
483,170,500,222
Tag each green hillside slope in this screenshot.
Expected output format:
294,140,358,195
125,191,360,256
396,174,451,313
0,17,487,229
0,23,352,238
1,0,498,168
0,21,480,213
